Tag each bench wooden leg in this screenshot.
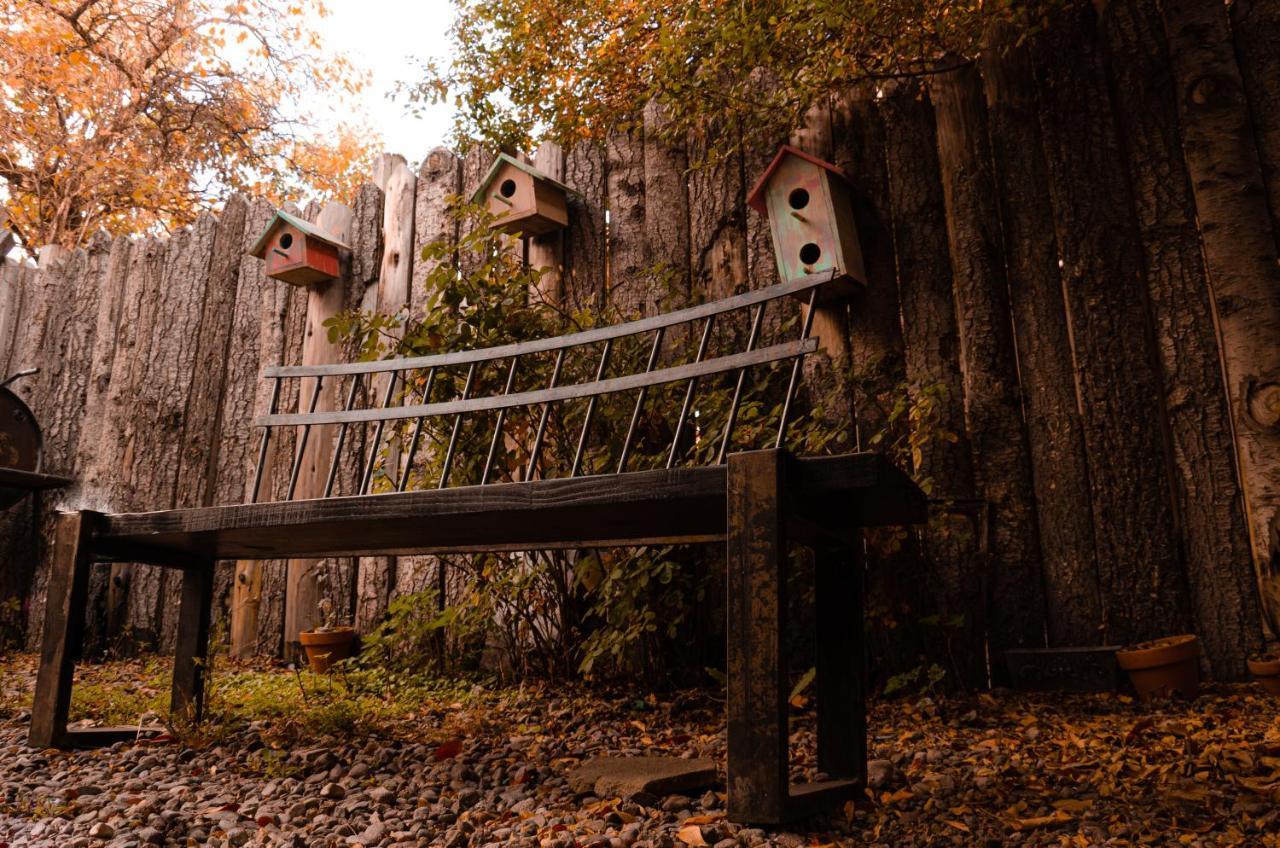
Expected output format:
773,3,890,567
30,511,97,748
815,542,866,785
171,561,214,725
726,449,789,823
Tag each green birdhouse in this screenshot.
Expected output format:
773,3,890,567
471,153,570,237
747,145,866,301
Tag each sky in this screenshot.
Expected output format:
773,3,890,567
310,0,459,167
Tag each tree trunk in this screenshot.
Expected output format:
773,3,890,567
1099,0,1262,677
881,82,986,688
930,65,1047,665
1163,0,1280,633
980,25,1105,648
1032,3,1191,646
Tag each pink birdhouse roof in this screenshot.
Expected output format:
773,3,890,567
746,145,851,215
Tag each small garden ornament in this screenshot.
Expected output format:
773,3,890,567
299,579,356,673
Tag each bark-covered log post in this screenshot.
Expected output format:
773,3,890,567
1228,0,1280,244
1098,0,1262,677
881,81,986,688
355,155,416,634
929,64,1046,667
607,124,650,317
527,142,565,305
980,23,1104,649
1162,0,1280,633
281,199,360,656
1033,4,1191,647
562,142,607,312
643,100,692,307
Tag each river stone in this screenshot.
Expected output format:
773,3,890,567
567,757,717,799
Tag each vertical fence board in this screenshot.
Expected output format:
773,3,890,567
1229,0,1280,243
563,142,607,312
607,127,650,317
1033,5,1191,646
643,101,692,307
881,82,986,687
1163,0,1280,629
980,25,1104,649
1100,0,1262,676
930,66,1046,664
356,159,416,634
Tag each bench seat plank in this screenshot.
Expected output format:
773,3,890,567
93,453,924,563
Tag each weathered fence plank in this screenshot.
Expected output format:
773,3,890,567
1033,4,1191,647
881,81,986,687
1099,0,1262,676
1163,0,1280,630
607,126,650,317
642,100,691,307
979,24,1104,649
1229,0,1280,243
930,65,1046,665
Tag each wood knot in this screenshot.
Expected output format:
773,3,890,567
1247,381,1280,430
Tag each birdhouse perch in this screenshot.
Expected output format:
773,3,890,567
248,209,349,286
747,145,866,301
472,153,570,237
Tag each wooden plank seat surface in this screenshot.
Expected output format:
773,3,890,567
30,270,926,824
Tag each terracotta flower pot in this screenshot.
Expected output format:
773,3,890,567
1116,635,1200,701
299,627,356,673
1247,654,1280,697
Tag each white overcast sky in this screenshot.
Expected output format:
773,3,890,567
310,0,459,167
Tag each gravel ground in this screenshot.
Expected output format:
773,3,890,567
0,657,1278,847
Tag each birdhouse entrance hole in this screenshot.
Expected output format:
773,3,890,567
788,188,810,210
499,178,517,198
799,242,821,265
279,232,293,249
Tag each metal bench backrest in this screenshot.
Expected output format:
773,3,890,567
249,272,834,503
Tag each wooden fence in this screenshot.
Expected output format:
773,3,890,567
1,0,1278,683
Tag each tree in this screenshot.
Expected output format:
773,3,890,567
0,0,376,251
412,0,1050,153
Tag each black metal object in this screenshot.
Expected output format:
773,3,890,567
1005,647,1122,692
0,370,69,509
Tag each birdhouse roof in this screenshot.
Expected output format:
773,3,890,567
247,209,350,258
746,145,851,214
470,153,573,204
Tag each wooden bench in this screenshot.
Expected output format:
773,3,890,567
29,270,925,824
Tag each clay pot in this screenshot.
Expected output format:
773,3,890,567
299,627,357,673
1247,654,1280,697
1115,635,1200,701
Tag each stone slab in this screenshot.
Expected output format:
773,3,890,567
567,756,718,798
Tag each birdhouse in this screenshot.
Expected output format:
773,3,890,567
746,145,866,301
471,153,570,237
247,209,348,286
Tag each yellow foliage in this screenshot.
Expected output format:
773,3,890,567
0,0,377,250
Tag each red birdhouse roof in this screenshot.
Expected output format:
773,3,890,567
746,145,851,215
247,209,350,259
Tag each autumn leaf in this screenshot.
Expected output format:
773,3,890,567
676,824,707,846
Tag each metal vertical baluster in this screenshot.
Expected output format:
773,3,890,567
481,357,520,485
398,367,437,492
526,349,565,480
323,373,363,498
666,315,716,468
775,287,819,449
250,377,283,503
360,371,403,495
287,375,324,501
438,363,478,488
617,327,666,474
716,303,766,465
570,339,613,477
